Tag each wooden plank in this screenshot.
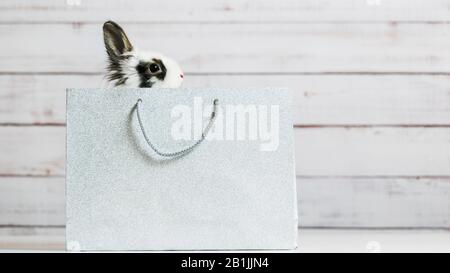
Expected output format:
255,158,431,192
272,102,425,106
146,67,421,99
294,128,450,176
0,177,64,226
0,127,65,176
0,227,64,251
0,74,101,124
2,74,450,125
1,0,449,23
1,176,449,228
1,23,450,73
1,126,450,176
298,177,450,227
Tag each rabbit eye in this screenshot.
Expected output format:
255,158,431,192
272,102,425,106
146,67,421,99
149,63,160,73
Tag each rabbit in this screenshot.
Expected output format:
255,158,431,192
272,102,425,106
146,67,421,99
103,21,184,88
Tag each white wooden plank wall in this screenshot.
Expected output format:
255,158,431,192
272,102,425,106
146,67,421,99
0,0,450,242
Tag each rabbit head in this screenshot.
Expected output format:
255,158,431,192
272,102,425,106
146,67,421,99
103,21,184,88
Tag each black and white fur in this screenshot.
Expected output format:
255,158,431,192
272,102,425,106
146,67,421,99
103,21,184,88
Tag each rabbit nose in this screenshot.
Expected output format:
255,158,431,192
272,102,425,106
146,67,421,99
180,74,184,79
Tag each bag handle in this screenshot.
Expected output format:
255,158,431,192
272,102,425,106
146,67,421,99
135,98,219,158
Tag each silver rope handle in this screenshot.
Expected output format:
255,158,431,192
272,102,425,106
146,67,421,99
135,98,219,158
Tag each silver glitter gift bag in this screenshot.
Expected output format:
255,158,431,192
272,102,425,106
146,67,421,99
66,88,297,251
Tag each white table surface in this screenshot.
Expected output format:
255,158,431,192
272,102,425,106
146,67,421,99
1,229,449,253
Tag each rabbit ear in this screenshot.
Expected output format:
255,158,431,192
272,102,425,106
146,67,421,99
103,21,133,58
